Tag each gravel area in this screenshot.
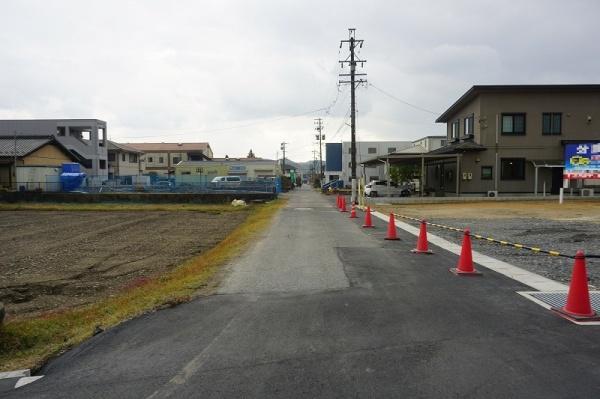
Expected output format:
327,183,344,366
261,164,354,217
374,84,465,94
400,217,600,286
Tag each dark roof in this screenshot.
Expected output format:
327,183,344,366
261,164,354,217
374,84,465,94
108,141,144,154
0,135,78,161
436,84,600,123
125,142,211,152
428,141,486,154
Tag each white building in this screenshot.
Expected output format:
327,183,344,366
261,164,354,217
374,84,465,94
341,141,413,183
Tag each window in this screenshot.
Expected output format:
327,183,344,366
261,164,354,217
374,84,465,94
148,157,153,163
451,120,459,140
481,166,493,180
108,153,115,162
440,139,447,147
542,113,562,135
122,153,126,162
99,160,106,170
387,147,396,153
129,153,138,163
159,157,164,164
502,113,526,135
501,158,526,180
464,115,474,136
182,171,191,175
368,147,377,154
173,157,180,164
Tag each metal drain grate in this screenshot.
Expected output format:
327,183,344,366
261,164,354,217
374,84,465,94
528,291,600,312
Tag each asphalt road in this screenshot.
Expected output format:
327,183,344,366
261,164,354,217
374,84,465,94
5,187,600,398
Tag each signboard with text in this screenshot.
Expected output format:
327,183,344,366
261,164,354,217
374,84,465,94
564,142,600,179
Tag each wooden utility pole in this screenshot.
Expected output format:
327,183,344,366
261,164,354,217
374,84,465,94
339,28,367,201
280,142,287,176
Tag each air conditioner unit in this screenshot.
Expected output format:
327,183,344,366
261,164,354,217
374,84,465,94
581,188,595,197
487,190,498,198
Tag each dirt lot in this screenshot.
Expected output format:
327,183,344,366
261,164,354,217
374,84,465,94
0,210,247,317
376,201,600,285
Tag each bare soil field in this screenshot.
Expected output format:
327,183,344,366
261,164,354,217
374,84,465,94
376,201,600,284
0,210,247,317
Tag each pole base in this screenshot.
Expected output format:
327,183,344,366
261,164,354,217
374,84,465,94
449,268,482,276
411,249,433,254
551,307,600,322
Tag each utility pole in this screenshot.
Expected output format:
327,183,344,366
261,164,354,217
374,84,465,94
339,28,367,203
280,142,287,176
312,149,318,183
13,131,17,189
314,118,325,181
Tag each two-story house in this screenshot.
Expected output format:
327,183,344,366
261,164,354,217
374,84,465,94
107,141,144,178
125,142,213,176
432,85,600,195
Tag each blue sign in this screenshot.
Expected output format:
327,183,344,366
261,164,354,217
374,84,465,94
564,142,600,179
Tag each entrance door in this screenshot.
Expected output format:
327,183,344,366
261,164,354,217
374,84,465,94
550,167,563,194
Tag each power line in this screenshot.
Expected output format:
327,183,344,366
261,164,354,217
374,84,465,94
368,82,441,115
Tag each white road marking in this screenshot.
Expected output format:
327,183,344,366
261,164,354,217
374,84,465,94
0,369,30,380
14,376,44,388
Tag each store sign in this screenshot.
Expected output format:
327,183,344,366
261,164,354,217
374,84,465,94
564,142,600,179
229,165,247,174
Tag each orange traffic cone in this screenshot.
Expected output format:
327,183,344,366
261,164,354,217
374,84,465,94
336,195,341,209
411,220,433,254
349,204,357,219
553,250,598,321
450,229,481,276
385,213,399,240
362,206,374,228
340,196,348,212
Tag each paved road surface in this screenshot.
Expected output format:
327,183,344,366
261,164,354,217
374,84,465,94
5,187,600,398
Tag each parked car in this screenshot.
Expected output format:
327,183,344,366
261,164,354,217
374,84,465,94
211,176,242,189
149,180,174,192
365,180,411,197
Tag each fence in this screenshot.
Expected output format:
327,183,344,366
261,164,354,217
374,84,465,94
1,175,276,194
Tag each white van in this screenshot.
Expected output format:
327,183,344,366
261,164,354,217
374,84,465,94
211,176,242,189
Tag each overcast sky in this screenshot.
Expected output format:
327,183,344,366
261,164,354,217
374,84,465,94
1,0,599,161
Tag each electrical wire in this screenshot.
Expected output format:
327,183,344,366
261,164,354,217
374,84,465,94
368,82,441,115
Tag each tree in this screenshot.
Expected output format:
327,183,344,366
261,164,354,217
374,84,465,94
247,149,256,158
390,164,419,184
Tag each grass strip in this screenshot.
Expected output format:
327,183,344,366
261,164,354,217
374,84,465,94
0,198,286,371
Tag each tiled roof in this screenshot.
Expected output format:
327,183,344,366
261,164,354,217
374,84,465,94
108,141,144,153
124,142,210,152
0,136,53,158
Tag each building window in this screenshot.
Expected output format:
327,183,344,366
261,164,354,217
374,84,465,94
99,160,106,170
173,157,180,164
451,120,459,140
464,115,474,136
182,171,191,175
148,157,153,163
121,153,126,162
440,139,447,147
500,158,525,180
368,147,377,154
387,147,396,153
542,113,562,135
501,113,526,135
159,157,164,164
481,166,493,180
108,153,115,162
129,153,138,163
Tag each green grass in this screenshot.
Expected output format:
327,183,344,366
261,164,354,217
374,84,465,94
0,199,286,371
0,202,251,213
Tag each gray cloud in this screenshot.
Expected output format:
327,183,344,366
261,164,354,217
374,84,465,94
1,0,599,160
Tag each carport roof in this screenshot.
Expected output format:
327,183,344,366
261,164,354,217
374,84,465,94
360,152,460,167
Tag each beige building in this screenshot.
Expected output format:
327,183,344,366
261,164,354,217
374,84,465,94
431,85,600,195
125,142,213,176
175,157,279,181
0,136,79,190
107,141,144,178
